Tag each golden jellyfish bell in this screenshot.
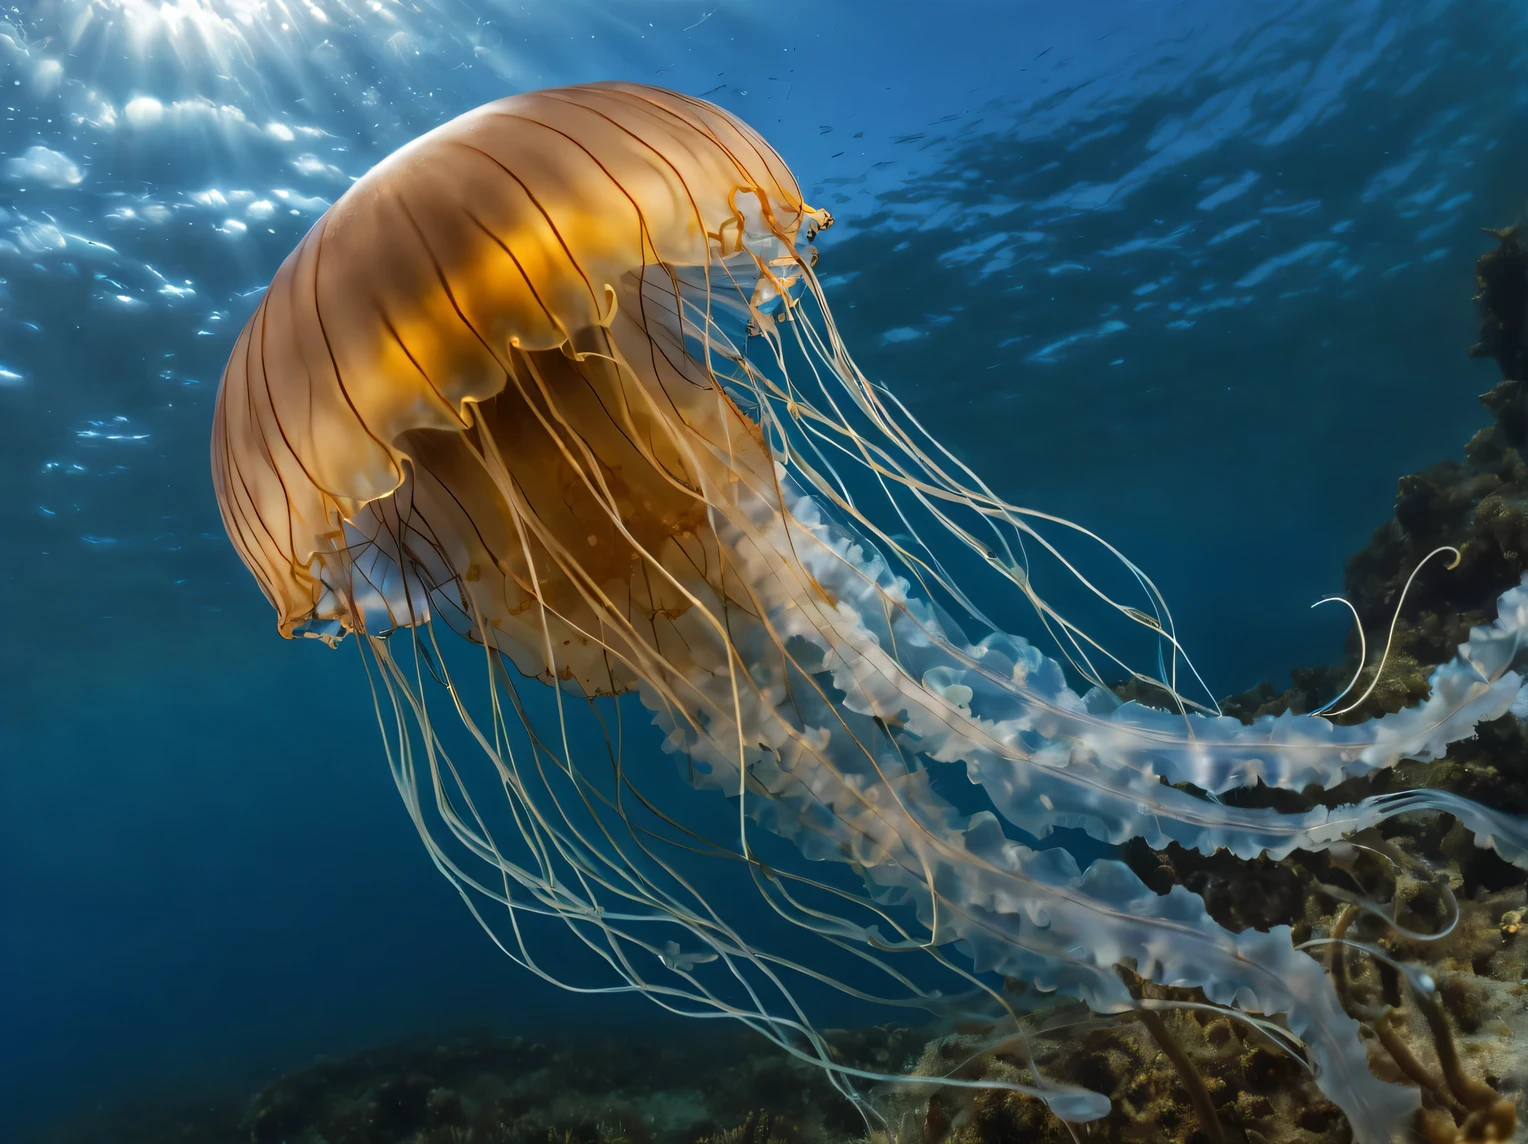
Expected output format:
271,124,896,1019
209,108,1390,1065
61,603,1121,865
212,82,832,694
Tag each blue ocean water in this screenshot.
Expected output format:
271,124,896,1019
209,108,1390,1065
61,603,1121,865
2,0,1526,1136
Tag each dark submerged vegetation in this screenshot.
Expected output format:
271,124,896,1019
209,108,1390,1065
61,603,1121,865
35,1029,893,1144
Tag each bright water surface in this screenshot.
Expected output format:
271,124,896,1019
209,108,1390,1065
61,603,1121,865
3,0,1526,1135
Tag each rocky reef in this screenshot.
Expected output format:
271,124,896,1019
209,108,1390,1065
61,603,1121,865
36,1027,913,1144
237,1029,889,1144
1469,228,1528,387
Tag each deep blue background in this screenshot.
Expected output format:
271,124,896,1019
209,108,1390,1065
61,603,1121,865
3,0,1526,1134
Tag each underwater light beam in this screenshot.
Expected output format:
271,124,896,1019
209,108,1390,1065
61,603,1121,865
65,0,333,61
46,0,653,96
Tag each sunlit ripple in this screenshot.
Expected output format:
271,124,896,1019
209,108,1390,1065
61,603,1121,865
27,0,642,126
53,0,407,80
72,0,330,52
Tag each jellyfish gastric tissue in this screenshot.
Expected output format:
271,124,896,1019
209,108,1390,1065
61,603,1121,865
210,82,1528,1142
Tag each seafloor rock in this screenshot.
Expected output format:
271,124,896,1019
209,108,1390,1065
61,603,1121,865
238,1030,885,1144
37,1028,901,1144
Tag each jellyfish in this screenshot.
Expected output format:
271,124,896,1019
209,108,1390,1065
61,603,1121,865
212,82,1528,1142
